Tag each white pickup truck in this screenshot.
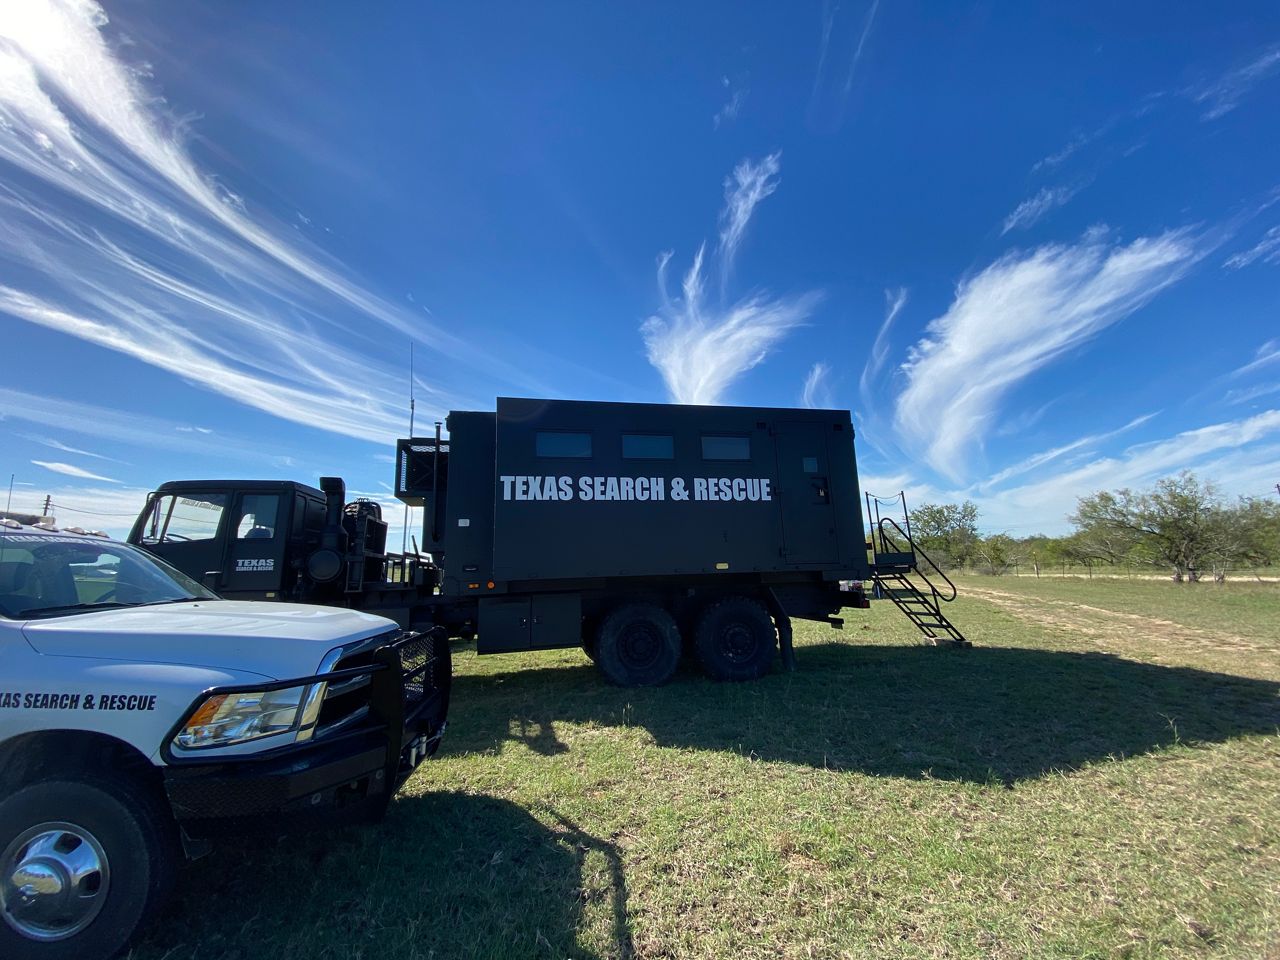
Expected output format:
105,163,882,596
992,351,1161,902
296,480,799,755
0,519,450,960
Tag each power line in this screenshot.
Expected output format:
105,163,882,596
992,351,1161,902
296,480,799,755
49,502,144,519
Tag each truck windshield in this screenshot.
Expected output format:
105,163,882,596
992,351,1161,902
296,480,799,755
0,534,218,620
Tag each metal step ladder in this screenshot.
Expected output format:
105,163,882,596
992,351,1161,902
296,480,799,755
865,493,971,648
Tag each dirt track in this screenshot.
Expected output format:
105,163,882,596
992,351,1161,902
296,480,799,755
963,584,1260,657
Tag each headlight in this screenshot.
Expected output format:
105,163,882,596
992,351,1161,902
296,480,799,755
174,682,325,750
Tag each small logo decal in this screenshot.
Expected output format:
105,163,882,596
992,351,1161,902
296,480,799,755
235,558,275,572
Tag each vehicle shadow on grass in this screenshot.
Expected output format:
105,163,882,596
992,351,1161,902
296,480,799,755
132,793,632,960
447,642,1280,784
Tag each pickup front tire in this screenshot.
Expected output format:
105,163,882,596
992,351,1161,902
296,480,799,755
0,777,176,960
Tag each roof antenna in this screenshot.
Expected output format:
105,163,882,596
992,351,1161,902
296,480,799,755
402,342,416,554
4,473,12,518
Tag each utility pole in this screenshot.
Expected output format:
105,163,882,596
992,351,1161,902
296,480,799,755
42,494,51,516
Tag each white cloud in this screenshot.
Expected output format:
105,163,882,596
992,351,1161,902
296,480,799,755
642,155,818,406
807,0,880,130
1188,44,1280,121
713,86,746,129
858,287,907,407
1224,382,1280,405
25,435,121,462
0,2,551,445
718,152,781,289
1231,338,1280,379
801,362,833,408
894,227,1201,481
978,409,1280,532
1223,225,1280,269
1001,185,1079,234
865,409,1280,535
0,387,297,461
977,412,1158,489
31,460,119,483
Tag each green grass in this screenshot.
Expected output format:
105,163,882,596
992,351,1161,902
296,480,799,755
130,579,1280,960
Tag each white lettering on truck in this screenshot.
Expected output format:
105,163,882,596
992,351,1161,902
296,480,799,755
499,476,768,503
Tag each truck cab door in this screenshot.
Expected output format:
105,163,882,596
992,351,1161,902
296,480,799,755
134,492,229,585
221,492,287,598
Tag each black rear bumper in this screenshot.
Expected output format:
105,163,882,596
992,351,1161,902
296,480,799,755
161,630,449,839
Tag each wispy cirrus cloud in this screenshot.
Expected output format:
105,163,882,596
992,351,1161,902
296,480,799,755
0,1,537,445
1223,225,1280,269
859,287,908,408
1187,44,1280,121
895,227,1202,481
0,387,301,463
1001,185,1080,234
977,412,1158,490
801,362,833,408
1230,338,1280,379
808,0,880,131
713,76,747,129
31,460,119,483
25,436,122,463
642,154,819,405
863,408,1280,535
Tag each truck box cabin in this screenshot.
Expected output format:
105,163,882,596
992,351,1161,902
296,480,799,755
394,397,875,682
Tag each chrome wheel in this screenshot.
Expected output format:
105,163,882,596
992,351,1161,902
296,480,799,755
1,822,110,942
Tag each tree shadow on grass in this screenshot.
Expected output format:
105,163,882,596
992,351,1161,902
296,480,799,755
447,642,1280,784
133,794,631,960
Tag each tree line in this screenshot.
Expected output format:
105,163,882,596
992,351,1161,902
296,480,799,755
903,472,1280,582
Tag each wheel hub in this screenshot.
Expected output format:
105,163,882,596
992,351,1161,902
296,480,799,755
620,623,661,668
722,621,758,662
1,823,110,942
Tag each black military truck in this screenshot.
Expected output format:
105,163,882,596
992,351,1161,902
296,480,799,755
130,397,966,686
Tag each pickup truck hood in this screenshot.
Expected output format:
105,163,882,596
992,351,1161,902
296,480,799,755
21,601,396,680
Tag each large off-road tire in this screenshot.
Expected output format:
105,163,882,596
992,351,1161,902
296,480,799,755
694,596,778,681
594,602,682,687
0,777,176,960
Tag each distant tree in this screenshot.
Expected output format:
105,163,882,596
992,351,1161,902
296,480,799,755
975,533,1020,575
1212,497,1280,578
1071,472,1222,582
907,501,980,568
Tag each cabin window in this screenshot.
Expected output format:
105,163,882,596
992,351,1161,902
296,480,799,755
235,494,280,540
622,434,674,460
701,435,751,461
536,431,592,458
142,493,226,543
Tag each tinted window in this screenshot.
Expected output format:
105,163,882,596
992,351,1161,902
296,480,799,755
236,494,280,540
536,432,592,458
701,435,750,460
622,434,674,460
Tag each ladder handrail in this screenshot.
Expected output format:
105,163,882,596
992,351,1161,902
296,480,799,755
877,517,958,603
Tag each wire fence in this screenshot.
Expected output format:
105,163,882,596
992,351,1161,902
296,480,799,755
952,560,1280,582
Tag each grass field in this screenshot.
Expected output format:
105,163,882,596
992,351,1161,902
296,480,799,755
131,578,1280,960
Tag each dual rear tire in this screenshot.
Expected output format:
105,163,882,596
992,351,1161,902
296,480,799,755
592,596,778,686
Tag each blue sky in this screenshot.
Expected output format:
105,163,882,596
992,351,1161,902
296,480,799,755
1,0,1278,539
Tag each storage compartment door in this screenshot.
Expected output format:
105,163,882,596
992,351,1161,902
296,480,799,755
775,422,837,563
530,593,582,651
478,597,532,653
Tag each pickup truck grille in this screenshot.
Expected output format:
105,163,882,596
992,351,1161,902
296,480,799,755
315,629,442,737
398,632,440,709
